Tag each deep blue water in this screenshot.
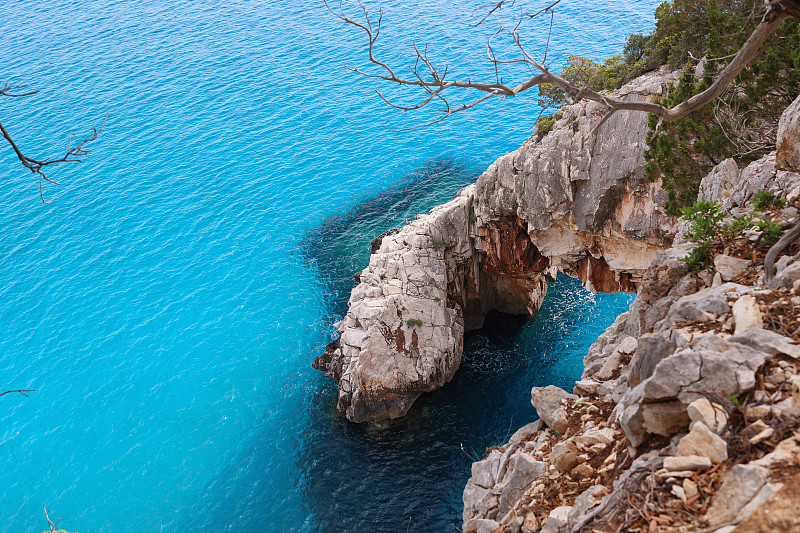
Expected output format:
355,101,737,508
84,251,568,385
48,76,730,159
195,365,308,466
0,1,655,531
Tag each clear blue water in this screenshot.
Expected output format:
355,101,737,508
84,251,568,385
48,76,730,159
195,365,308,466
0,1,656,531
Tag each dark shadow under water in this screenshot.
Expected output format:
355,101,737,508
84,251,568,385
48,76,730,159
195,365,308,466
292,158,634,531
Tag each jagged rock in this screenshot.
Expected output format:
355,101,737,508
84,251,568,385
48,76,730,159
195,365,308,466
550,442,579,473
705,465,775,526
663,455,711,471
733,476,800,533
641,401,690,436
677,422,728,463
770,261,800,289
699,158,740,202
472,450,504,488
686,398,727,434
508,421,544,446
776,94,800,172
463,518,507,533
573,380,600,395
732,294,764,334
751,434,800,469
617,336,638,355
714,254,751,281
729,328,800,359
540,506,571,533
567,485,606,524
530,386,576,434
463,481,495,521
628,331,676,387
498,454,547,516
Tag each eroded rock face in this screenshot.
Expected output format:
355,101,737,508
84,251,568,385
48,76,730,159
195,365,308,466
776,93,800,172
314,70,679,422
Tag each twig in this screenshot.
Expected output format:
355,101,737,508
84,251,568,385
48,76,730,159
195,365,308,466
0,389,35,397
43,505,60,533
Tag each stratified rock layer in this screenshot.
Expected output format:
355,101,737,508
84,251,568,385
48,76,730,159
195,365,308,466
314,69,680,422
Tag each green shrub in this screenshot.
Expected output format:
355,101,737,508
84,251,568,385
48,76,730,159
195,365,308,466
752,190,787,211
754,220,783,244
405,318,423,327
679,199,724,270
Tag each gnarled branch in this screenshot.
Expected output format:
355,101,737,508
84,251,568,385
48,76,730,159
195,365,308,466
327,0,799,130
1,84,106,202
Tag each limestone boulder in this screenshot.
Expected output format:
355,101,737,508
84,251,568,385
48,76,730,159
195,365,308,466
530,386,576,434
776,93,800,172
714,254,751,282
705,465,781,527
498,454,547,516
677,422,728,463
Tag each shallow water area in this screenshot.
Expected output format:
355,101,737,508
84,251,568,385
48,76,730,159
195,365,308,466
2,1,652,531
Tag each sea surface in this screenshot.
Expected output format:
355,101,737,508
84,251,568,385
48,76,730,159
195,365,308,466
0,1,657,531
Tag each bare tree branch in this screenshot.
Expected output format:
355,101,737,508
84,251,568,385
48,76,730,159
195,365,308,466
0,86,107,203
327,0,800,131
0,389,35,397
43,505,60,533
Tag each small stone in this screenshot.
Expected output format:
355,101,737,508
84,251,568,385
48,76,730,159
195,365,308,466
570,463,594,478
751,435,800,469
573,380,600,395
541,506,572,533
521,512,539,533
742,420,770,438
671,484,687,502
663,455,712,471
714,254,751,282
732,295,764,334
641,401,690,436
550,442,578,473
656,469,696,480
793,278,800,295
686,398,728,434
677,422,728,463
712,272,723,287
749,428,774,445
617,336,638,355
683,479,698,500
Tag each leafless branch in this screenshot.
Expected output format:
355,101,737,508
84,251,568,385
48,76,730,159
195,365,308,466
0,389,35,397
328,0,800,131
0,105,107,203
43,505,60,533
0,83,40,98
469,0,514,27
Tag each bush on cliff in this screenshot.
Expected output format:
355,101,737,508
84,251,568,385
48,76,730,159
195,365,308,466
537,0,799,215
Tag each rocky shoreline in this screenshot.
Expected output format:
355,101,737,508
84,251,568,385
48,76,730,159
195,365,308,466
314,68,680,423
314,65,800,531
460,95,800,532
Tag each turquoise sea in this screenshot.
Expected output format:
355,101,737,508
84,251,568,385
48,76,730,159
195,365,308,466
0,1,657,531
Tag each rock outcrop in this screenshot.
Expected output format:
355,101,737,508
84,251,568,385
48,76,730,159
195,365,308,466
314,69,680,422
460,102,800,532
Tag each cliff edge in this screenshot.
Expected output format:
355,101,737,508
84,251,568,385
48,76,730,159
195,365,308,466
314,68,680,423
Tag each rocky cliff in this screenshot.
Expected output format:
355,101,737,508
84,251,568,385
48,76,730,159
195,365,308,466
314,68,681,423
460,95,800,533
